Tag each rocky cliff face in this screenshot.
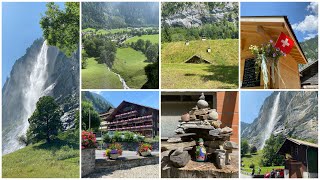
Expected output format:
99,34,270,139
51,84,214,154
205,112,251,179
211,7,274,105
2,39,79,155
161,2,238,28
241,91,318,149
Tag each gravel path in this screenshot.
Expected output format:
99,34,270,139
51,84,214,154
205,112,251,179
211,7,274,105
89,164,160,178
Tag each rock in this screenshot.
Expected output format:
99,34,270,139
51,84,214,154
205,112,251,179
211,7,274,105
189,115,196,120
225,152,231,165
205,140,224,148
223,141,238,150
221,126,233,134
171,147,184,156
181,113,190,122
213,149,226,169
199,114,208,120
161,141,196,151
202,120,210,126
170,151,191,168
209,129,221,136
197,99,209,109
182,124,214,130
208,109,219,120
175,128,185,134
212,120,222,128
167,137,182,143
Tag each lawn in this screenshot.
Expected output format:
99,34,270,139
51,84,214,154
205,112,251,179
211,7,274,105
112,47,150,88
161,39,239,89
2,132,79,178
125,34,159,44
81,58,123,89
241,150,284,175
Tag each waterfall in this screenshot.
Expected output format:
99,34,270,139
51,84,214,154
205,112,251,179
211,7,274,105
261,92,281,148
107,67,130,89
3,41,50,155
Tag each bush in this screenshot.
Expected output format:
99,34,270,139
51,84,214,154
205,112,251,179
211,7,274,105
249,163,255,169
81,131,97,149
55,145,78,160
250,146,257,154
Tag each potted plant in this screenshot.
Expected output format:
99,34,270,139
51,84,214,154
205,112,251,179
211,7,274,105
104,143,123,160
137,143,152,156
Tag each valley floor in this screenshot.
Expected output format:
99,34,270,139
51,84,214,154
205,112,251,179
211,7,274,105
161,63,238,89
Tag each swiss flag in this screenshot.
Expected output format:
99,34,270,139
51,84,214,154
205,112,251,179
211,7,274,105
275,32,294,54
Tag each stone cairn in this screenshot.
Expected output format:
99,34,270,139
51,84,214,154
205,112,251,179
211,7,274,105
165,93,238,169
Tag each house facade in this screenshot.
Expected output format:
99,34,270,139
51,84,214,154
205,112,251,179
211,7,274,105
241,16,308,89
99,101,159,138
277,138,318,178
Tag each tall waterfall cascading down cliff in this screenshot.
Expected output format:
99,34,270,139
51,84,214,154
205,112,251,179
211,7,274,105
2,39,79,155
261,92,280,148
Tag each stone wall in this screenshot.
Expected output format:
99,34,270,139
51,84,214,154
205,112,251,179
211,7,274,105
95,155,159,171
81,148,95,177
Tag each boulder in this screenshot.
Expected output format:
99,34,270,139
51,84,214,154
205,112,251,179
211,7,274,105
221,126,233,134
161,141,196,151
167,137,182,143
209,129,221,136
223,141,238,150
212,120,222,128
170,151,191,168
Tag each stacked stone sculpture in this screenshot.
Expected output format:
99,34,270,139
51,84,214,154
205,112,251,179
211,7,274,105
165,93,238,169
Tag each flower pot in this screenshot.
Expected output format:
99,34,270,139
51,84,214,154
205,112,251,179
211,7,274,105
140,149,151,157
109,153,120,160
181,113,190,122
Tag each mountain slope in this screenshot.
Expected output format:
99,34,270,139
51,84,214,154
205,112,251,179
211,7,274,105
300,36,318,70
2,39,79,154
242,91,318,149
82,2,159,29
82,91,114,113
161,2,238,28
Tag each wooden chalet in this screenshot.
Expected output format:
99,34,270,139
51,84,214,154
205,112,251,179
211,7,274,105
99,101,159,138
241,16,308,89
300,60,318,89
277,138,318,178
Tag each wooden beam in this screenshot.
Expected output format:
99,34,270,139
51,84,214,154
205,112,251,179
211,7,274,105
256,25,275,41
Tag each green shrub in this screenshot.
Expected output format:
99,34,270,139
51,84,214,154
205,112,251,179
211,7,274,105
55,145,78,160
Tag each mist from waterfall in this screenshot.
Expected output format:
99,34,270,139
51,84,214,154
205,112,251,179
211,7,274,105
3,41,50,155
260,92,281,148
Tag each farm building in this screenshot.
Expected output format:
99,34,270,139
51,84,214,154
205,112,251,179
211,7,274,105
277,138,318,178
161,91,239,143
241,16,308,89
99,101,159,138
185,55,211,64
300,60,318,89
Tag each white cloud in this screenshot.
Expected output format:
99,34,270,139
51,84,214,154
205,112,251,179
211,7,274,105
292,15,318,33
90,90,102,95
307,2,318,15
304,33,317,40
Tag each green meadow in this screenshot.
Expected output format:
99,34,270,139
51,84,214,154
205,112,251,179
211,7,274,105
125,34,159,44
112,47,150,88
81,58,123,89
161,39,239,89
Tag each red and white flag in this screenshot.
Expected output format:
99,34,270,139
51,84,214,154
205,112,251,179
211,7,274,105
275,32,294,54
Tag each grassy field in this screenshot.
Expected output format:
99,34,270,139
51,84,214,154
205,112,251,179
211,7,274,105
161,39,238,89
112,47,149,88
125,34,159,44
2,132,79,178
241,150,284,175
82,58,123,89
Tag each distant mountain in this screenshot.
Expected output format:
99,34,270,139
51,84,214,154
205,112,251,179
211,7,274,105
2,39,79,154
299,36,318,70
82,2,159,29
161,2,238,28
82,91,114,113
241,122,250,134
242,91,318,149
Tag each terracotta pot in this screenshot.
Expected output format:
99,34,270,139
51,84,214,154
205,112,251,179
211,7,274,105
181,113,190,122
109,153,119,160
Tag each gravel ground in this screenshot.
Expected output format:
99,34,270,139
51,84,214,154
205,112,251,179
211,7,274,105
88,164,160,178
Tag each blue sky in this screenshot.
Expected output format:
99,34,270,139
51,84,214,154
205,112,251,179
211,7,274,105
241,2,318,42
2,2,64,86
90,91,159,109
241,91,273,124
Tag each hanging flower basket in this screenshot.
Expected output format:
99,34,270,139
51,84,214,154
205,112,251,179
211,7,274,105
249,40,286,89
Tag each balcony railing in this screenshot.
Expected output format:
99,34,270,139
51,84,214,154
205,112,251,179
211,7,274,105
108,124,153,131
115,110,138,118
108,115,153,125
